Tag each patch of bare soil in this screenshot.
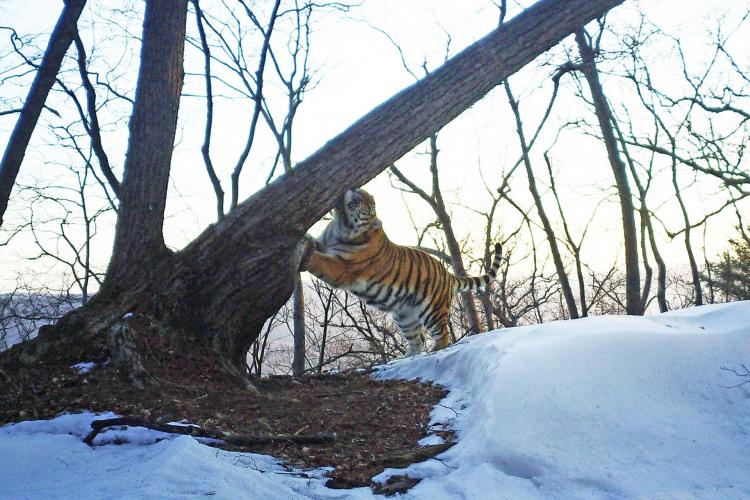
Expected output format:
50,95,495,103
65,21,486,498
0,329,451,493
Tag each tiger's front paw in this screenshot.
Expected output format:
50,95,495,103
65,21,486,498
297,234,317,272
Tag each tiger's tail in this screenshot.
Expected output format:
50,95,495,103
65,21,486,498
453,243,502,292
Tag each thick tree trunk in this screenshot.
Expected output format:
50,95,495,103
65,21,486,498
575,29,643,315
0,0,87,227
16,0,624,375
105,0,187,284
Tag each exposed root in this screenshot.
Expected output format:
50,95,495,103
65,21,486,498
218,357,260,395
108,320,153,390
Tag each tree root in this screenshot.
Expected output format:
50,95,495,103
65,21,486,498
108,320,153,390
218,357,260,395
325,440,455,490
372,441,455,469
83,416,336,448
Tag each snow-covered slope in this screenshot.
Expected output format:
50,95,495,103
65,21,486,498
0,412,373,499
2,302,749,499
375,301,750,498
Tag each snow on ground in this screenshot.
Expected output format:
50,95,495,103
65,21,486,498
0,412,373,499
2,301,750,499
375,301,750,499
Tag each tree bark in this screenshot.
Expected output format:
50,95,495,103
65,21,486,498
0,0,87,227
575,29,643,315
18,0,624,374
292,274,306,377
105,0,188,282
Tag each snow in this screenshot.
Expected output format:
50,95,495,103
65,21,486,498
0,412,373,499
70,361,97,374
2,301,750,499
374,301,750,498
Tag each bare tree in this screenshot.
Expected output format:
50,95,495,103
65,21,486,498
0,0,88,227
493,192,563,325
610,114,668,312
3,0,626,385
248,311,283,375
505,80,580,319
543,151,596,316
574,27,643,315
390,134,483,335
610,15,749,308
190,1,341,374
18,157,110,304
190,0,224,221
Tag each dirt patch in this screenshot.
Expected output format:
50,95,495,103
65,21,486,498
0,329,450,491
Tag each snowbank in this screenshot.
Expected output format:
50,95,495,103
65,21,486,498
2,302,749,499
375,301,750,498
0,411,372,499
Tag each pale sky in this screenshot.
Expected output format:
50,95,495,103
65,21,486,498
1,0,748,293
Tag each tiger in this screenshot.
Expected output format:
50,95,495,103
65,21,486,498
299,188,502,356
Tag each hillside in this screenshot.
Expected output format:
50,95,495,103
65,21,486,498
2,302,749,498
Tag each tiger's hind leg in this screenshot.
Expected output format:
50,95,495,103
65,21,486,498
427,315,451,352
394,312,425,357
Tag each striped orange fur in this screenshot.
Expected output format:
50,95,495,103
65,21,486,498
302,188,502,356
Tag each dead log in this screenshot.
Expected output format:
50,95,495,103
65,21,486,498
83,416,336,447
374,441,455,469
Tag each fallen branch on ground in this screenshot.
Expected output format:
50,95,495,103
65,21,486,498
83,416,336,447
373,441,455,469
326,440,456,490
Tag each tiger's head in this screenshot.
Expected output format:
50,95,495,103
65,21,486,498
336,188,380,237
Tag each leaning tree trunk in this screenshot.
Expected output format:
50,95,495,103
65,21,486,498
575,29,643,315
0,0,87,227
12,0,625,376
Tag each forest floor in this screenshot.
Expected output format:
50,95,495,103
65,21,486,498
0,328,449,495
